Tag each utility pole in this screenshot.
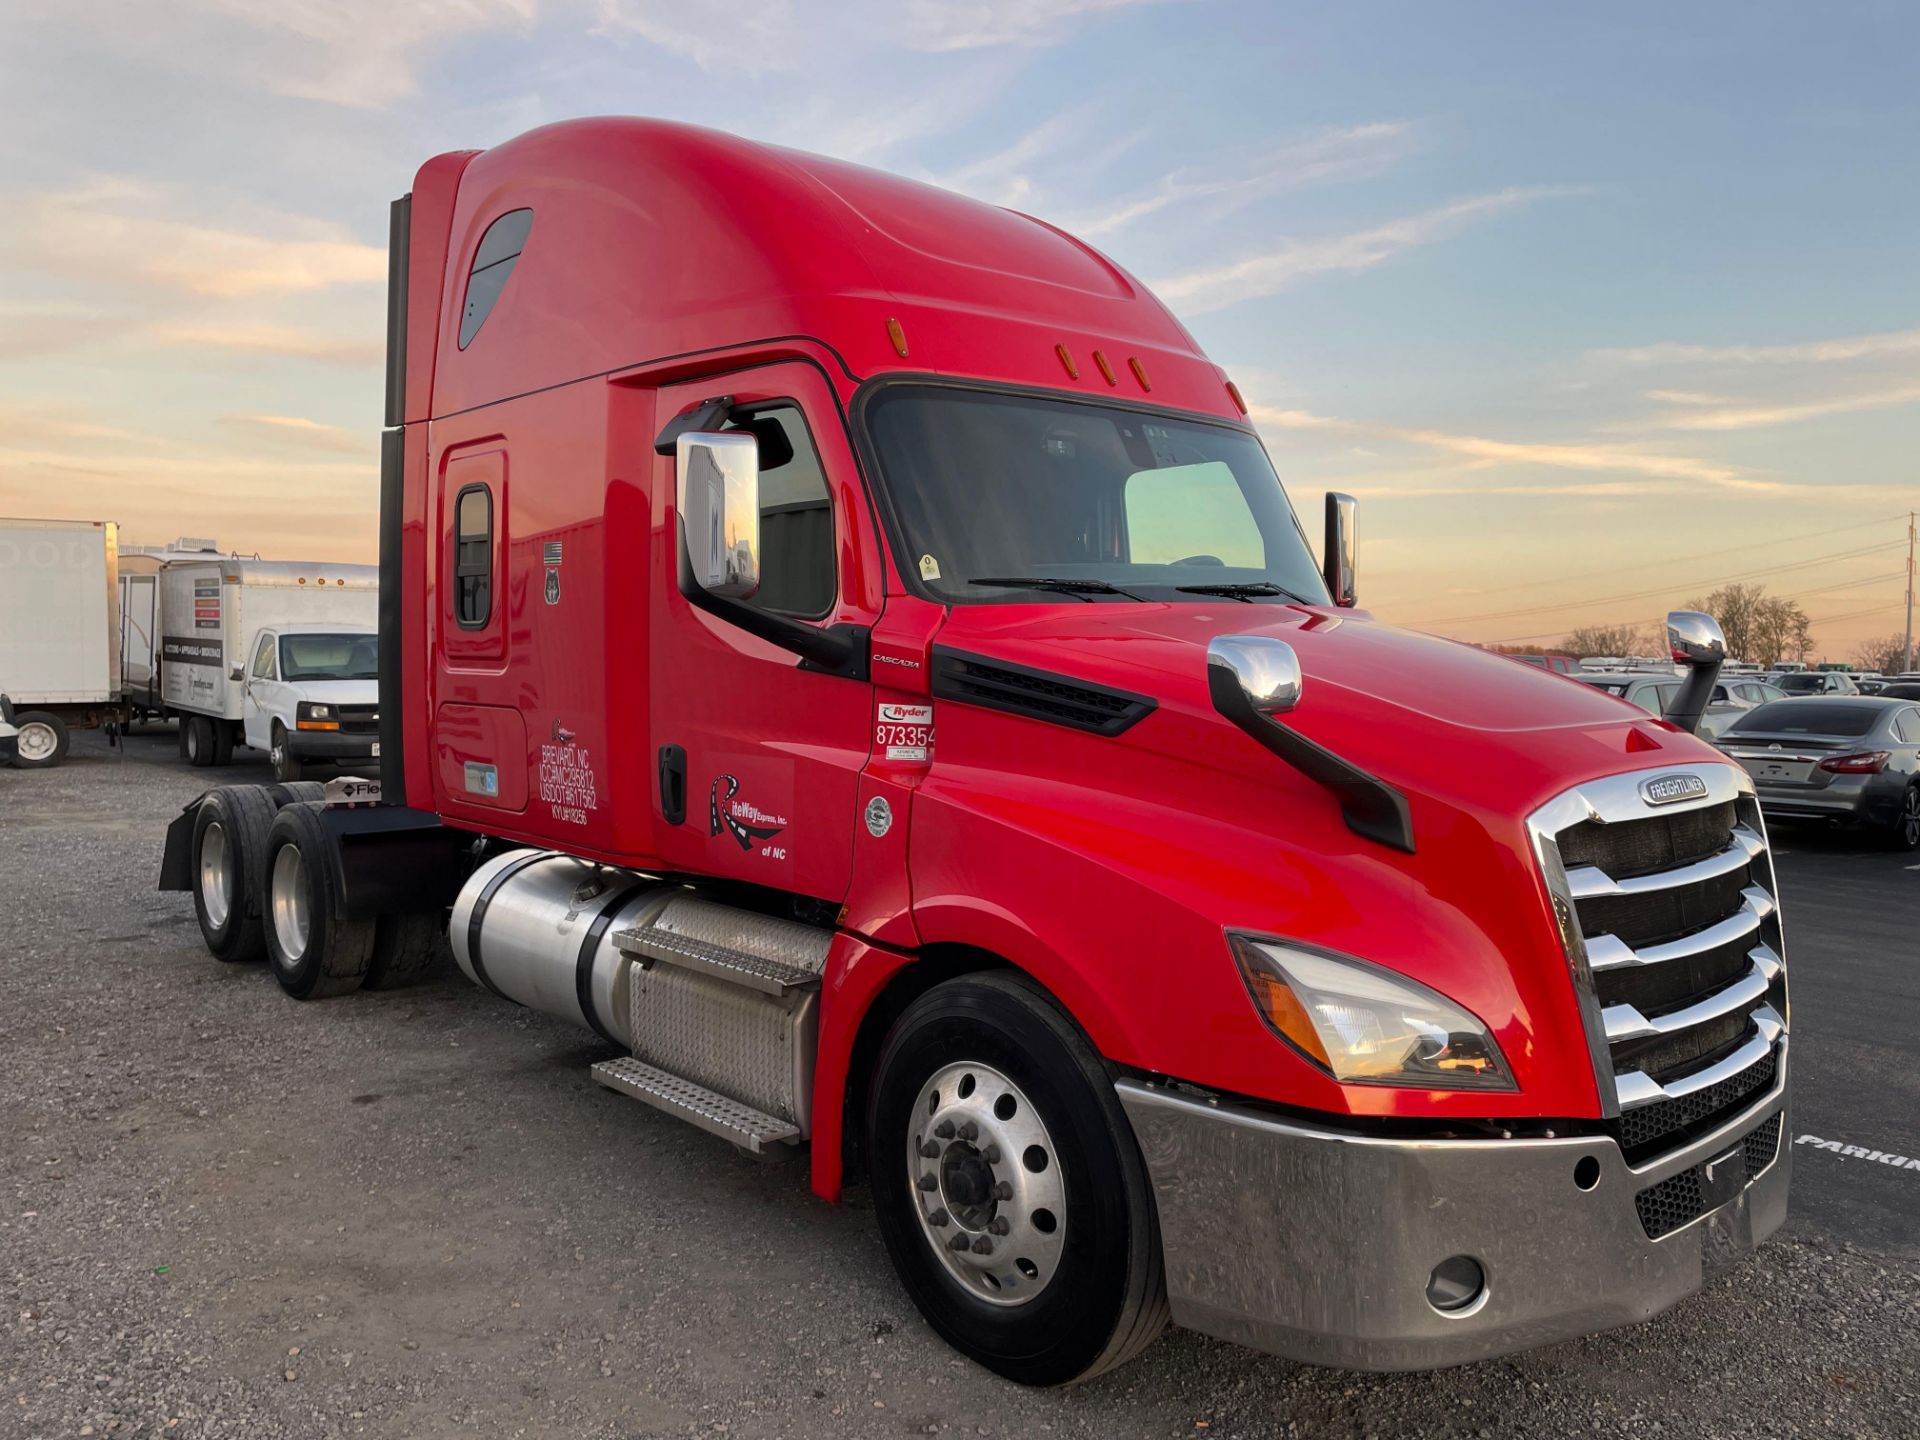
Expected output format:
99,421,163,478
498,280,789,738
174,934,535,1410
1906,511,1916,674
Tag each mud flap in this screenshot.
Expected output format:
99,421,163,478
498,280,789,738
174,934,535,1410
157,796,208,891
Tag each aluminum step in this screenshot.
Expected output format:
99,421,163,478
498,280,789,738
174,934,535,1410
612,926,821,997
591,1056,800,1152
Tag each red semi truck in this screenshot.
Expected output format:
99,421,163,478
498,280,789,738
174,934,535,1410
161,118,1789,1384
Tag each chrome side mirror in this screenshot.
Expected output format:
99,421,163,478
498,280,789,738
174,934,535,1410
1663,610,1726,735
1323,492,1357,607
676,431,760,600
1667,610,1726,667
229,665,245,682
1208,635,1302,714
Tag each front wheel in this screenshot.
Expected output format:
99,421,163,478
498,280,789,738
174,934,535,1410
865,973,1167,1386
269,724,303,782
1889,785,1920,851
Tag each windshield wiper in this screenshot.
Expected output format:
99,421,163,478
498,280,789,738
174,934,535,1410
968,576,1146,602
1174,581,1311,603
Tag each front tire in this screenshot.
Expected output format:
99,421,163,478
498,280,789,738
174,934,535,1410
269,723,303,782
184,714,217,768
11,711,69,768
865,972,1167,1386
261,802,373,999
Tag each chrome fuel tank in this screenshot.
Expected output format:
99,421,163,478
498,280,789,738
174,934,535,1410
448,850,675,1046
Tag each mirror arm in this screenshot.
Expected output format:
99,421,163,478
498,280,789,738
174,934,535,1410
1207,665,1414,852
654,395,736,456
676,535,869,680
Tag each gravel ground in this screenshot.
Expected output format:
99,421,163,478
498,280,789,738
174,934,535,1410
3,729,1917,1439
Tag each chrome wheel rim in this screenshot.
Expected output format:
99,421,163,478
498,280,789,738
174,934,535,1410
1904,790,1920,847
198,820,232,929
270,844,310,962
186,723,201,761
907,1061,1066,1307
17,721,57,763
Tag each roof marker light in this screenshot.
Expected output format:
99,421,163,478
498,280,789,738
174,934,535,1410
1055,343,1079,379
1128,356,1152,392
1092,349,1117,386
886,317,909,358
1225,380,1247,414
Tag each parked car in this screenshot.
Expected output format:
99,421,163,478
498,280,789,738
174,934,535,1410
1698,678,1789,738
1880,682,1920,701
1570,672,1682,715
1772,671,1858,696
1513,652,1578,673
1716,697,1920,847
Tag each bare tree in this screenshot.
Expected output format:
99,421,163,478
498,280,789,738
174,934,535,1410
1682,582,1768,661
1747,595,1813,668
1855,632,1912,673
1564,623,1647,658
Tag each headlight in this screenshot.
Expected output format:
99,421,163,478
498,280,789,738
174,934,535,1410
295,702,339,731
1230,935,1515,1091
306,704,333,721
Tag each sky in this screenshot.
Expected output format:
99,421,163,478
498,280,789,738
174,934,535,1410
2,0,1916,659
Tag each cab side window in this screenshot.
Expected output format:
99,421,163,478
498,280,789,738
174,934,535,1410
251,633,277,680
455,484,493,628
723,404,835,618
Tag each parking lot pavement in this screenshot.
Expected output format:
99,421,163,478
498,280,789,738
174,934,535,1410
3,731,1918,1440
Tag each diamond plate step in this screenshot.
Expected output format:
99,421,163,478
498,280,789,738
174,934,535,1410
591,1057,800,1152
612,926,822,997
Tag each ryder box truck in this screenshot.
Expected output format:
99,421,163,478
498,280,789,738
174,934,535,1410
159,118,1790,1385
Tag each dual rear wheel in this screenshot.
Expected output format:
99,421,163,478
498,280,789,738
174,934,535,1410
188,788,446,997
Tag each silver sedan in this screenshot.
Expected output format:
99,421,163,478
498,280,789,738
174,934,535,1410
1716,697,1920,848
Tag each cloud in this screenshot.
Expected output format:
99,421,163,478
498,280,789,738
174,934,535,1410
11,179,387,298
904,0,1178,51
1591,328,1920,367
58,0,539,109
1645,389,1733,406
1249,403,1774,491
1066,122,1413,238
218,415,375,455
1149,187,1574,313
593,0,801,76
146,322,384,366
1662,382,1920,432
921,108,1110,209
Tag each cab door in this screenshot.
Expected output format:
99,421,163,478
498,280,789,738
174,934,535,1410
648,363,886,903
242,631,279,749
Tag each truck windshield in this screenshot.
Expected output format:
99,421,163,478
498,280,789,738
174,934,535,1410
863,386,1329,604
279,633,378,681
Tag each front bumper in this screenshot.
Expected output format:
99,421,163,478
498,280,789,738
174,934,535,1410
285,730,377,763
1116,1052,1789,1371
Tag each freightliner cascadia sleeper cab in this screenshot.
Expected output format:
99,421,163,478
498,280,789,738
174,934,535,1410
161,118,1789,1385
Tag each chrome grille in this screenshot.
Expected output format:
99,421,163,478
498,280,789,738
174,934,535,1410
1529,764,1787,1164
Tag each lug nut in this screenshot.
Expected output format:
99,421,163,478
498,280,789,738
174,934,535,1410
928,1208,950,1227
917,1173,938,1192
971,1236,994,1255
958,1121,979,1142
989,1217,1010,1236
919,1140,940,1159
983,1144,1001,1165
934,1120,956,1140
993,1181,1013,1201
948,1234,971,1252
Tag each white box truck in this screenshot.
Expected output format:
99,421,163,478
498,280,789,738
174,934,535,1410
0,518,124,768
158,560,380,780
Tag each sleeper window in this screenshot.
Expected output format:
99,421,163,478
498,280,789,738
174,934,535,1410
459,208,533,349
455,485,493,627
722,404,835,618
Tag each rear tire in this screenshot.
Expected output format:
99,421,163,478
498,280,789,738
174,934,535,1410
261,801,373,999
269,723,303,782
865,972,1168,1386
190,787,280,961
11,711,69,768
185,715,217,768
364,910,451,990
1889,785,1920,851
212,720,234,766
